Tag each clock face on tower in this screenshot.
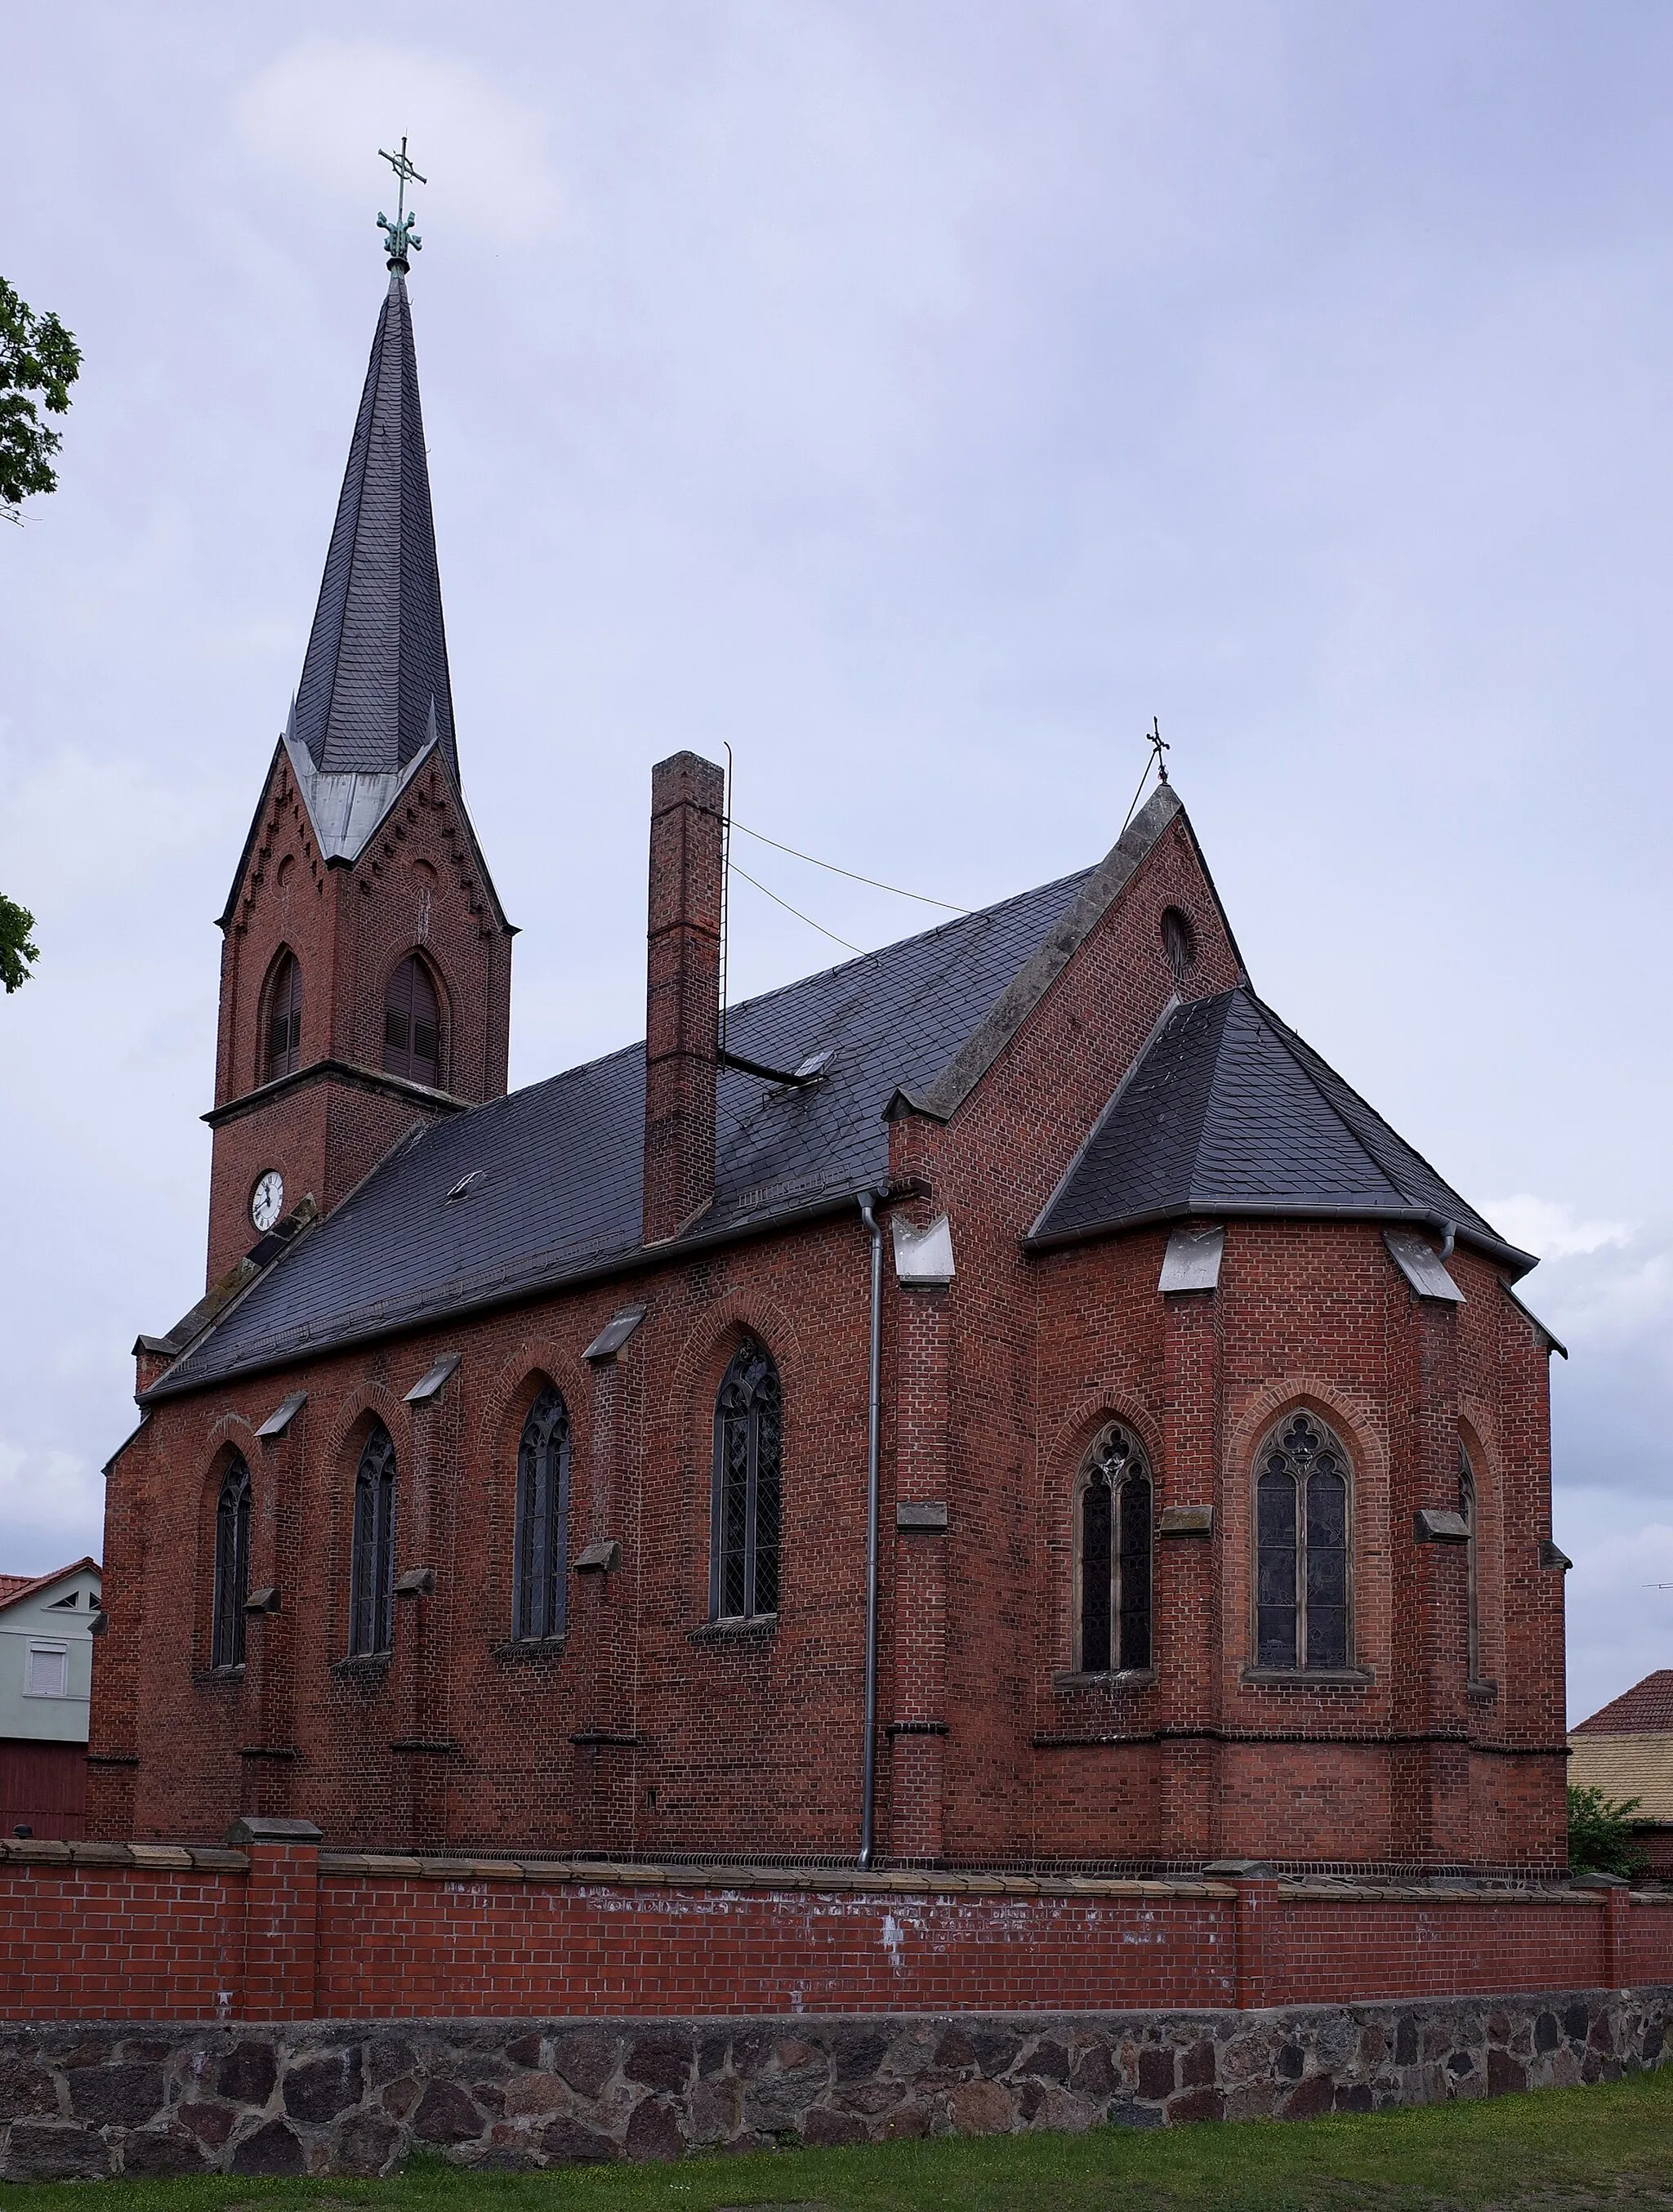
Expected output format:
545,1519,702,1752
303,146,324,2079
250,1171,285,1233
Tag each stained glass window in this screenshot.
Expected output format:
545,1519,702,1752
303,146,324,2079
1077,1425,1153,1673
514,1385,571,1641
712,1340,782,1621
1460,1443,1479,1681
1256,1412,1352,1672
212,1456,252,1670
350,1425,397,1657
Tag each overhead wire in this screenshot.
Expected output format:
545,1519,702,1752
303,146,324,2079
730,821,972,913
725,859,866,957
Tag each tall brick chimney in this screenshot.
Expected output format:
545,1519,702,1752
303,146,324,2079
642,751,725,1245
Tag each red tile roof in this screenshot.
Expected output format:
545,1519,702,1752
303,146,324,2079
1573,1670,1673,1735
0,1558,101,1615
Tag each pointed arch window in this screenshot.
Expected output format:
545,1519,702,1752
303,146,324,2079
712,1340,782,1621
1256,1412,1351,1671
212,1456,252,1670
265,952,303,1081
349,1425,397,1658
1459,1443,1480,1682
383,954,442,1087
514,1385,571,1642
1077,1425,1153,1674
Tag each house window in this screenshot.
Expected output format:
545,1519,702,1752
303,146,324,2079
1077,1425,1153,1673
25,1645,69,1697
265,952,303,1081
212,1455,252,1670
349,1425,397,1657
514,1385,571,1642
383,954,441,1087
1256,1411,1351,1670
1460,1443,1480,1681
712,1340,782,1621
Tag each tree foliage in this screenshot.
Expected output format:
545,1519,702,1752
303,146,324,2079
1568,1783,1648,1879
1,274,82,517
0,892,40,994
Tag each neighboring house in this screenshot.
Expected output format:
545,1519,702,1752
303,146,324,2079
92,245,1571,1874
1569,1670,1673,1878
0,1559,101,1839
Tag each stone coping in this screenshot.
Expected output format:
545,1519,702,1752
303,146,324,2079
3,1838,1666,1902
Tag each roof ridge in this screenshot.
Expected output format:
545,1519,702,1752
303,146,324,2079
895,783,1186,1122
1174,989,1241,1207
0,1557,101,1614
1235,992,1410,1211
1246,990,1515,1258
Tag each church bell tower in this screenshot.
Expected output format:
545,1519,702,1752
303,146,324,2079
201,185,513,1290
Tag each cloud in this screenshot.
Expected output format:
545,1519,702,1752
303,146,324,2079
1559,1503,1673,1724
0,1438,105,1575
234,39,564,245
1485,1193,1631,1262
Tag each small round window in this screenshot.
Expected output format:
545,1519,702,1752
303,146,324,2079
1161,906,1197,983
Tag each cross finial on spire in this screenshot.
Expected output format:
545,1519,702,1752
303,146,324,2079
1147,714,1170,785
377,136,427,272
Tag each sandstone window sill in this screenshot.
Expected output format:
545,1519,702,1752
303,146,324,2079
1468,1679,1500,1702
191,1666,246,1687
688,1614,778,1646
491,1636,568,1665
1051,1669,1158,1692
1241,1666,1375,1688
332,1653,392,1681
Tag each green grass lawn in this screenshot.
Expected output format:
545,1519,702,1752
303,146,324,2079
7,2069,1671,2212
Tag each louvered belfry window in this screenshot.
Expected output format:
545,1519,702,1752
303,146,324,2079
349,1425,397,1657
265,952,303,1081
212,1456,252,1670
1077,1425,1153,1673
383,955,441,1087
513,1385,571,1642
1256,1412,1351,1670
712,1340,782,1621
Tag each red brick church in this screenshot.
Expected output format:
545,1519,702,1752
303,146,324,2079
91,262,1572,1876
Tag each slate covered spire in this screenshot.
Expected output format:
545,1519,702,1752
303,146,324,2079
291,273,457,783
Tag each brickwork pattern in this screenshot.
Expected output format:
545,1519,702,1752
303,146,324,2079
6,1841,1671,2024
204,748,512,1287
99,775,1568,1876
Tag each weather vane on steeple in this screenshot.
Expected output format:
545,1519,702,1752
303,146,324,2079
377,136,427,272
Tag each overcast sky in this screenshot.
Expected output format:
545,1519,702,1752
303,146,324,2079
3,2,1670,1725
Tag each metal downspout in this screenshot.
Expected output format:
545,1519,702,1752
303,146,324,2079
857,1192,883,1867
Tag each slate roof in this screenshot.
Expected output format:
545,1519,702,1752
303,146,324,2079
292,274,457,787
1029,986,1532,1268
1573,1672,1673,1736
151,866,1099,1395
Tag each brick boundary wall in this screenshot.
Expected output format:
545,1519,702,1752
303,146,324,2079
3,1840,1672,2025
2,1994,1670,2179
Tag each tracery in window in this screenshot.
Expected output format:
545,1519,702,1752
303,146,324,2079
513,1385,571,1642
1459,1443,1480,1681
265,952,303,1081
350,1425,397,1657
712,1340,782,1621
1077,1424,1153,1673
383,954,442,1087
212,1455,252,1670
1256,1411,1350,1671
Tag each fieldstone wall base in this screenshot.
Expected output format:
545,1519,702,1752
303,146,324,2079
2,1991,1668,2181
